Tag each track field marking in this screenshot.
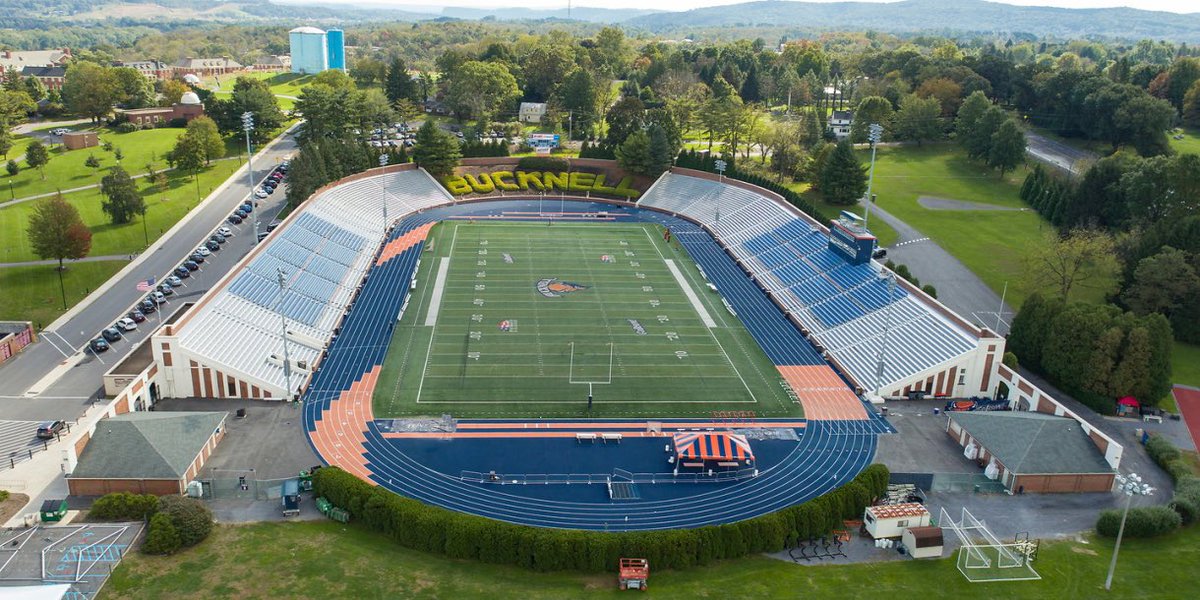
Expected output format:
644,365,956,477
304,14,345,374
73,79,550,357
664,259,716,328
416,223,458,404
424,258,452,326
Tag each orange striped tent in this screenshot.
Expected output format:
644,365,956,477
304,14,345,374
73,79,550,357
673,432,754,462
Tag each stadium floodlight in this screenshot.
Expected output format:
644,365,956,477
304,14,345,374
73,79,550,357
862,123,884,228
276,268,294,400
379,153,389,231
242,112,260,245
1105,472,1154,590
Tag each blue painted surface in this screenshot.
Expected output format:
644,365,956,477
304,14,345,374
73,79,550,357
302,199,886,530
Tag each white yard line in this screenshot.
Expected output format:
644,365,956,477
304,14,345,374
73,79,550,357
664,259,717,328
416,223,458,404
424,257,452,327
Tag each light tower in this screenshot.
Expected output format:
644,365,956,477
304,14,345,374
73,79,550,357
863,123,883,228
277,268,294,401
242,112,259,244
1105,472,1154,590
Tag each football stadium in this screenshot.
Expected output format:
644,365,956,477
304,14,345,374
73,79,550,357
142,160,1104,532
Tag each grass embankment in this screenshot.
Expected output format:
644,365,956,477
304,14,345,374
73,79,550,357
0,261,127,325
101,519,1200,599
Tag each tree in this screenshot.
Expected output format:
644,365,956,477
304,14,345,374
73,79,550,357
22,75,46,102
1122,154,1200,225
1123,246,1200,329
350,57,388,88
557,69,599,139
955,91,991,147
520,44,575,102
5,160,17,176
1022,229,1120,302
112,67,154,108
384,57,419,104
1184,79,1200,128
211,77,285,144
159,79,189,106
0,118,11,159
27,193,91,271
1112,94,1175,156
100,165,144,225
987,120,1026,178
915,77,964,116
444,61,519,121
819,140,868,205
965,106,1007,161
84,154,100,171
61,62,116,122
310,69,356,92
892,94,942,145
615,128,651,175
179,116,225,165
849,96,893,143
24,139,49,180
412,121,460,178
0,89,35,124
604,96,646,146
1007,292,1064,371
157,495,212,547
143,512,181,555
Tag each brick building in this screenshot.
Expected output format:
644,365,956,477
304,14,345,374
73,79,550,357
67,411,228,496
117,91,204,127
19,66,66,90
114,60,171,81
172,56,243,77
0,48,71,76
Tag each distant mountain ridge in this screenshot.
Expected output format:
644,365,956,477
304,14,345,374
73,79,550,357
623,0,1200,43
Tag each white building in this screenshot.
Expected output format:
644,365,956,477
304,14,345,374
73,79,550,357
519,102,548,124
829,110,853,140
290,26,328,75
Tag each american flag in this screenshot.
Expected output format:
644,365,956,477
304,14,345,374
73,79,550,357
136,277,155,292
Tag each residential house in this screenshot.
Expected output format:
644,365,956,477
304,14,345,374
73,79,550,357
828,110,854,140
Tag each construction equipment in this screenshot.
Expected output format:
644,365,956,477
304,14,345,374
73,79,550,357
618,558,649,590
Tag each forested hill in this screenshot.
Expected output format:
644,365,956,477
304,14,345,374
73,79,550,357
624,0,1200,43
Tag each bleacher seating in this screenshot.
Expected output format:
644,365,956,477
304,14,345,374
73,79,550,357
173,168,453,395
639,172,980,389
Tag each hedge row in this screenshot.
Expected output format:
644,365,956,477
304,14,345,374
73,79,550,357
674,150,828,224
90,492,159,520
1096,505,1182,538
313,463,889,572
516,156,570,172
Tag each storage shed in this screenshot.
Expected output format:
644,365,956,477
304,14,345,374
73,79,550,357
902,526,944,559
863,503,931,539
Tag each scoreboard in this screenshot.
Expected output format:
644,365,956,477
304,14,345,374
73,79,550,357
827,211,877,265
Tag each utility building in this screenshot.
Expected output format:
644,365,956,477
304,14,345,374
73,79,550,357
290,26,329,75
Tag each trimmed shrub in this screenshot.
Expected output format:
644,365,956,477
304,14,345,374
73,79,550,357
115,122,138,134
143,512,181,555
516,156,569,171
0,490,9,502
1145,435,1181,468
90,492,159,521
1170,495,1198,525
1096,505,1182,538
312,464,890,572
921,284,938,299
157,495,213,547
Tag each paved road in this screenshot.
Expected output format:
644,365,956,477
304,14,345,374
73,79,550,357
1024,131,1097,176
0,133,297,422
864,200,1015,335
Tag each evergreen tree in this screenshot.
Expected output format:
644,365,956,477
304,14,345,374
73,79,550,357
646,124,674,177
412,121,461,178
849,96,893,143
1006,292,1063,371
615,129,652,175
741,63,762,103
0,117,11,159
818,140,868,205
143,513,181,555
987,119,1026,178
1112,326,1152,401
100,165,145,225
25,139,49,180
385,57,419,104
1084,326,1125,398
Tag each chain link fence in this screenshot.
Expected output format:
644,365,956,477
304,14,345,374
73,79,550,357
197,476,294,501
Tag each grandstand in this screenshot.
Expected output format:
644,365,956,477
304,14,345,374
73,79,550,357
153,166,453,400
638,170,997,399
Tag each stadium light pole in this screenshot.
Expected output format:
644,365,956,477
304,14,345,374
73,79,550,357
379,153,389,232
1105,472,1154,591
242,112,259,245
862,123,883,228
872,271,897,399
276,268,294,401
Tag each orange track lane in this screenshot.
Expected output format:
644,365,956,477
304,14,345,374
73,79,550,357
454,421,808,430
308,365,380,483
778,365,868,420
376,222,435,266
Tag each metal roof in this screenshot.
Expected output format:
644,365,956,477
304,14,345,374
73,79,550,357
949,411,1113,475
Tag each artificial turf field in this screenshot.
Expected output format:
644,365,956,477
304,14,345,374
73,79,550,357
373,221,799,419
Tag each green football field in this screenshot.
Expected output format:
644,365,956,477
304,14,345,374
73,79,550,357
373,221,800,419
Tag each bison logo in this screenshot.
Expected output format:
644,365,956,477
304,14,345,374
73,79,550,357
537,278,588,298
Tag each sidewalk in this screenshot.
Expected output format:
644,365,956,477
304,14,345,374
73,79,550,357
0,254,131,268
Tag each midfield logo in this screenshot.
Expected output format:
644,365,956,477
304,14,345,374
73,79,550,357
536,278,588,298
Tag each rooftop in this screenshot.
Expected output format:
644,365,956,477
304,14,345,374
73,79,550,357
867,502,929,520
71,412,227,480
949,411,1113,475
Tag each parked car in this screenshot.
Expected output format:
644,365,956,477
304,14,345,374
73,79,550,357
36,420,66,439
205,240,220,252
156,284,173,296
228,214,243,224
88,338,110,353
101,327,122,342
183,260,200,271
139,300,157,314
254,189,269,199
241,202,254,213
167,275,184,287
174,266,191,278
218,226,233,237
50,128,70,136
116,317,137,331
127,310,146,323
266,219,282,232
211,234,226,245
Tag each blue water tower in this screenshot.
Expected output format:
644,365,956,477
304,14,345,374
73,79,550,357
326,28,345,72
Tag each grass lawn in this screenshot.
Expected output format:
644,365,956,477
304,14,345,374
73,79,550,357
375,221,795,418
0,159,242,263
1168,127,1200,155
837,144,1077,308
101,519,1200,599
0,260,126,325
1162,341,1200,412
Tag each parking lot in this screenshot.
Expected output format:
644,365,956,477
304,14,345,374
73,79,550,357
0,523,142,598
